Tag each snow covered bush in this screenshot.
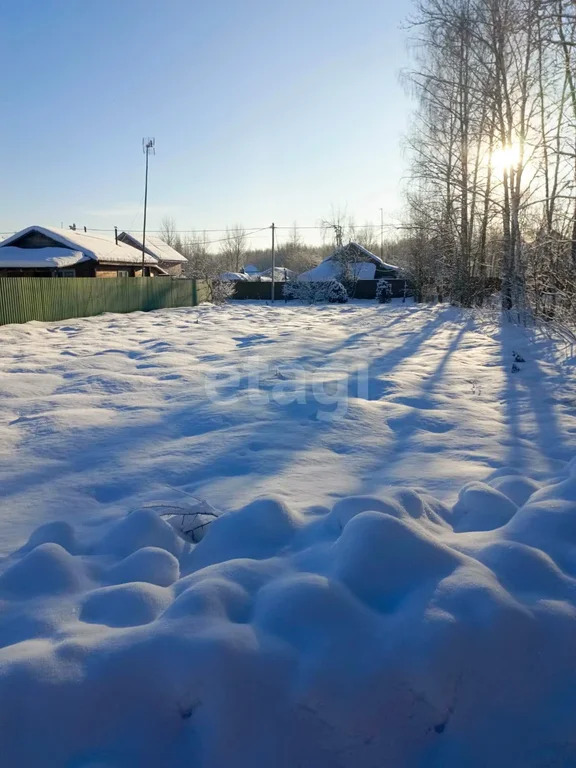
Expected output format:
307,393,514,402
209,279,235,304
326,279,348,303
283,280,319,304
283,279,348,304
376,278,393,303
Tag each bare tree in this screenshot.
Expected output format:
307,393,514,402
183,232,219,278
404,0,576,322
277,223,322,274
159,216,185,254
219,225,248,272
283,222,304,260
182,232,235,304
353,224,380,253
159,217,177,247
321,205,356,248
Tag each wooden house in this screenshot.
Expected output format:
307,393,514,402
0,226,166,277
298,242,399,281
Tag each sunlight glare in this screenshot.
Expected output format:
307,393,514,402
491,144,521,173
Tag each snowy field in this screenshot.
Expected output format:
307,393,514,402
1,300,576,766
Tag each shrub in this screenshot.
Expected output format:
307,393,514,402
210,279,235,304
326,280,348,303
283,280,348,304
331,244,360,298
376,278,393,303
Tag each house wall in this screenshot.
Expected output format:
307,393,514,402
0,262,96,278
374,266,399,280
94,266,161,278
0,264,161,278
0,268,53,277
96,266,134,278
73,262,96,277
159,262,183,277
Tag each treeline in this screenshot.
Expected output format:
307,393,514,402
158,217,405,280
160,222,328,280
404,0,576,321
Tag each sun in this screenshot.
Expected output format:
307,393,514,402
491,144,521,174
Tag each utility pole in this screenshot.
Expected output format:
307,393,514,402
141,138,155,277
271,222,276,303
379,208,384,261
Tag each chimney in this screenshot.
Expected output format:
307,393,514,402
114,227,118,245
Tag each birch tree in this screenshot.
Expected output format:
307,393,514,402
405,0,576,323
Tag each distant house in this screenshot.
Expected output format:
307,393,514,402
257,266,295,281
298,242,399,282
219,266,295,282
117,232,187,276
219,271,251,282
0,226,165,277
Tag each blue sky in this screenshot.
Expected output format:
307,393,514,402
0,0,413,246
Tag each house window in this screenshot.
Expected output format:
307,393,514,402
56,269,75,278
117,269,130,277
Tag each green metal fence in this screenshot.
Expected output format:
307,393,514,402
0,277,210,326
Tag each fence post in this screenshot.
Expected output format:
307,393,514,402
192,279,198,306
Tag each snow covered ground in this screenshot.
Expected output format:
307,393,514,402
1,300,576,766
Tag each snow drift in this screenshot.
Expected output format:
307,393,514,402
1,463,576,767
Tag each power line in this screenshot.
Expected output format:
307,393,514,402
87,226,260,233
0,222,401,242
78,222,399,234
198,226,271,245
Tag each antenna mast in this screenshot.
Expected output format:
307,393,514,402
141,137,155,276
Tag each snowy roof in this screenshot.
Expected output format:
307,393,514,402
0,226,159,265
344,242,398,271
299,260,378,282
118,232,187,263
258,266,296,279
298,242,398,282
219,271,250,281
219,268,292,282
0,246,89,269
